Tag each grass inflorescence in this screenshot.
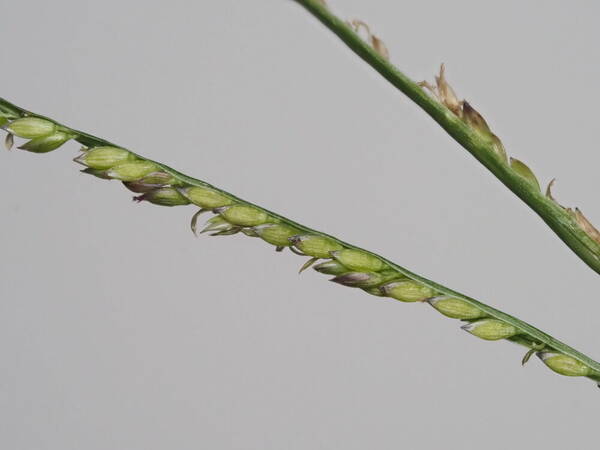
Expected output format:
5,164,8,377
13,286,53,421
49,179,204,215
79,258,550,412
1,96,599,390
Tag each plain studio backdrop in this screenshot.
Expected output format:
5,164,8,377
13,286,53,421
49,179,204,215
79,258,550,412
1,1,599,449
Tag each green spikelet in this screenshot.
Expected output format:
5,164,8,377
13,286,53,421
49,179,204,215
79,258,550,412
135,187,191,206
6,117,55,138
217,205,269,227
462,319,518,341
510,157,541,191
18,131,73,153
427,296,486,319
74,146,134,170
289,235,343,258
380,280,437,302
253,223,300,247
178,186,233,208
107,160,159,181
330,249,386,272
537,353,593,377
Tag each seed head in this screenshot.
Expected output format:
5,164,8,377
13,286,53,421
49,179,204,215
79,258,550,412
537,352,593,377
330,249,386,272
313,260,348,276
134,187,191,207
74,146,133,170
123,172,174,193
6,117,56,139
178,186,233,208
426,296,486,320
288,234,344,259
510,157,541,191
106,160,159,181
217,204,269,227
380,280,436,302
253,223,300,247
461,319,518,341
18,131,72,153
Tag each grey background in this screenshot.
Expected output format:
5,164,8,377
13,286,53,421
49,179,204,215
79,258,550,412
1,0,599,448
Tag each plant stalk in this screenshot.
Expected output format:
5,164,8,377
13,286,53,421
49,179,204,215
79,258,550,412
293,0,600,276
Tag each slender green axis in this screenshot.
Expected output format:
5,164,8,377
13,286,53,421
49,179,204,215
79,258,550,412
293,0,600,276
1,96,599,389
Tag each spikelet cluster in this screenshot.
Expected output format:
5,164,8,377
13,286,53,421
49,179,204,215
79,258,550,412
2,110,599,388
419,65,600,248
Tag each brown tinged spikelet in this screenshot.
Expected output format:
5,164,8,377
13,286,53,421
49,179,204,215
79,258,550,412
348,19,389,60
422,63,462,116
462,101,491,134
572,208,600,245
545,179,600,246
420,66,509,163
313,260,348,276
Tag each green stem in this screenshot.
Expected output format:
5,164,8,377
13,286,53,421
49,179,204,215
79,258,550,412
1,96,599,388
293,0,600,276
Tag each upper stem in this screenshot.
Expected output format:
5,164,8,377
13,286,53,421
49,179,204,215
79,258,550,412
293,0,600,276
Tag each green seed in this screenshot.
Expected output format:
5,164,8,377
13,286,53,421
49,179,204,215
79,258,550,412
6,117,56,138
179,186,233,208
218,205,268,227
107,160,159,181
537,353,592,377
380,280,436,302
253,223,300,247
462,319,518,341
136,187,191,206
427,296,486,319
75,146,133,170
289,235,343,258
330,249,386,272
18,131,72,153
313,260,348,275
